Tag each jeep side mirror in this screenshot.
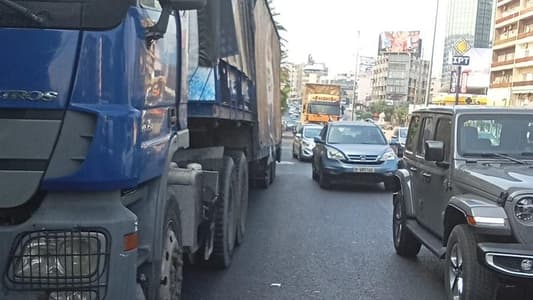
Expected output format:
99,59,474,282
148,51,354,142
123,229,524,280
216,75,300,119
424,140,445,162
314,137,323,144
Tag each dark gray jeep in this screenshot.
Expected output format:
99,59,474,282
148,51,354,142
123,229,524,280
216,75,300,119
393,106,533,300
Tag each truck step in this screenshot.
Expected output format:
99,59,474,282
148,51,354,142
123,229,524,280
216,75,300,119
406,220,446,258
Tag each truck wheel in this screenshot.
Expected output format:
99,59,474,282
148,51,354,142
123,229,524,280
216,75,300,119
392,192,421,257
228,152,249,246
210,157,237,268
445,225,497,300
159,200,183,300
269,161,276,184
254,159,270,189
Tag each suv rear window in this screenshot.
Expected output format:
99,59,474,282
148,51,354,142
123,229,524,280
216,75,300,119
327,125,386,145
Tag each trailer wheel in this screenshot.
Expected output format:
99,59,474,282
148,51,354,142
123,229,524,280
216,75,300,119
253,159,270,189
227,151,249,246
158,200,183,300
210,157,237,268
269,161,276,184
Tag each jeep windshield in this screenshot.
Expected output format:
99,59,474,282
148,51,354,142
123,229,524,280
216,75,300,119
0,0,131,29
458,114,533,160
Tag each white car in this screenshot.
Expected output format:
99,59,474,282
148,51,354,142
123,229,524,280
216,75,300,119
292,124,323,161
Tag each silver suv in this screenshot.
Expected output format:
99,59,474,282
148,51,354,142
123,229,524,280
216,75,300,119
393,107,533,299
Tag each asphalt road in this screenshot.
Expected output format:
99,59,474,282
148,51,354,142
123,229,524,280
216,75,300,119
183,137,446,300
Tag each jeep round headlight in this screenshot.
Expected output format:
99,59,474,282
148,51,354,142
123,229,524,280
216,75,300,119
515,198,533,223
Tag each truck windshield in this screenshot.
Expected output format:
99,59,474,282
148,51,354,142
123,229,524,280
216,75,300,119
458,114,533,158
0,0,130,29
308,103,340,115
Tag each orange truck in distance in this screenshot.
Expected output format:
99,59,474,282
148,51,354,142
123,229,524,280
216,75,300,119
301,83,342,124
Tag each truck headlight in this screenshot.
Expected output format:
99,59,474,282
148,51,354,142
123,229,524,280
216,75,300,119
382,150,397,161
9,231,107,285
326,147,346,160
515,198,533,223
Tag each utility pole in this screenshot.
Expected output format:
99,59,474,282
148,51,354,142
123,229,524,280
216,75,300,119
352,30,361,121
425,0,440,106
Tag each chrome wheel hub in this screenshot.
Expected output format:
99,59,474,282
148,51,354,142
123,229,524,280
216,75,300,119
160,227,182,300
449,243,464,300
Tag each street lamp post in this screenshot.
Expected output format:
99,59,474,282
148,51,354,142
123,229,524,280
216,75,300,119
352,30,361,120
424,0,440,106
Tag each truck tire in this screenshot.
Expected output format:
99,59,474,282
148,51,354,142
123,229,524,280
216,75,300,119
253,159,270,189
210,157,237,268
158,200,184,300
445,225,497,300
227,151,249,246
392,192,421,257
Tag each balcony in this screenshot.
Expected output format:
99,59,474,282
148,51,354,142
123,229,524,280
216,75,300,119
513,80,533,86
515,56,533,63
497,0,516,7
492,60,515,67
490,82,512,88
496,11,520,26
518,30,533,40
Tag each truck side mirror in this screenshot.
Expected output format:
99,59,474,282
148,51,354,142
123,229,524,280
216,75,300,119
148,0,206,45
424,140,444,162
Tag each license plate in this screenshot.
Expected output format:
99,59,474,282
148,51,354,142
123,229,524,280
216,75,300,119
353,167,375,173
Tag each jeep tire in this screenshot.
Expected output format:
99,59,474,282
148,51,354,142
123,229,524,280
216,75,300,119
445,225,497,300
392,192,421,257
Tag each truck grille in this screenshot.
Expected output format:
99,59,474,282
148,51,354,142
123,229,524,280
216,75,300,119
5,229,110,300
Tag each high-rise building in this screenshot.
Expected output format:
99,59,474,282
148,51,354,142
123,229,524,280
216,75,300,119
287,63,304,98
441,0,494,92
488,0,533,107
372,53,430,104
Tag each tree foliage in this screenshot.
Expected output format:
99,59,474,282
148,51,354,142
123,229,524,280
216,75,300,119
368,101,409,125
268,0,289,112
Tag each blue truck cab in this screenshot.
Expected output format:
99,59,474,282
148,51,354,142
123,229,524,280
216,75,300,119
0,0,281,299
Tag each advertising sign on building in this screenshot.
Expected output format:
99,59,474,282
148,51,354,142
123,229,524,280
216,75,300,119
449,48,491,95
378,31,422,57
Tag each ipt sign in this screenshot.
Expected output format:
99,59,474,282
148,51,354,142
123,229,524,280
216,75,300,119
452,56,470,66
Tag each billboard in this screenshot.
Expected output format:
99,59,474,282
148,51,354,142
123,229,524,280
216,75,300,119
378,31,422,57
449,48,491,95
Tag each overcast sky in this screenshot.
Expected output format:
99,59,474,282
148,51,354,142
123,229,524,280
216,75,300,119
271,0,449,77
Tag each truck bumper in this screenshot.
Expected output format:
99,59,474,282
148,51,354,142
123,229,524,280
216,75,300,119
478,243,533,279
0,191,138,300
